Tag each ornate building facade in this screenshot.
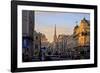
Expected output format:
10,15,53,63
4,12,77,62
73,18,90,47
72,18,90,59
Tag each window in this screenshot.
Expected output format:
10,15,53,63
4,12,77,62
35,44,38,49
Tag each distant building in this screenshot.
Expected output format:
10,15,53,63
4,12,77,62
52,25,69,55
33,31,41,57
57,34,68,54
33,31,49,59
67,35,77,49
41,34,49,48
41,33,50,56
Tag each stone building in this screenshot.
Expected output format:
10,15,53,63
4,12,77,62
73,18,90,47
33,31,49,60
33,31,41,57
41,34,49,48
73,18,90,59
57,34,68,54
40,34,50,56
22,10,34,62
67,35,77,49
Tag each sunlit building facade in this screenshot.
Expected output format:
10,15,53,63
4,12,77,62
73,18,90,59
73,18,90,47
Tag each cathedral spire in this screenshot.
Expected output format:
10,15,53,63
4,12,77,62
54,24,57,42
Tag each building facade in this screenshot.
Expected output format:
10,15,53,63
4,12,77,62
33,31,41,57
73,18,90,59
57,34,68,55
22,10,34,62
73,18,90,47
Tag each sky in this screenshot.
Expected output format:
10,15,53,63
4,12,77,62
35,11,90,42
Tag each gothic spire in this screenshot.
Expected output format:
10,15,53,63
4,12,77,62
54,24,57,42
